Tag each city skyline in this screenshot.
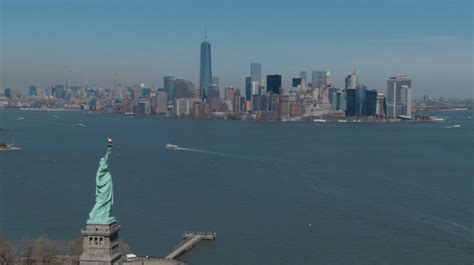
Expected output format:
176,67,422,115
1,0,473,98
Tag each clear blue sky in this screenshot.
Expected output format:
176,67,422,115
1,0,472,97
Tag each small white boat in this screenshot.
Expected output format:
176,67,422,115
165,144,179,149
452,124,461,128
314,119,327,123
337,120,347,123
76,123,86,127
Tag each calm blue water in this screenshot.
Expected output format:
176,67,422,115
1,109,473,265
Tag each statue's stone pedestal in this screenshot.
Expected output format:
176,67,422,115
79,223,121,265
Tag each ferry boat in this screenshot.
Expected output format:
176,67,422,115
165,144,179,150
416,116,445,122
313,119,327,123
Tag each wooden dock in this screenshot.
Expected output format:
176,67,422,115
165,231,216,260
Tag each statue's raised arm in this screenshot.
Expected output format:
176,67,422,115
103,137,112,162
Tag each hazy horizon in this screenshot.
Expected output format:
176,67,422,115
1,0,472,98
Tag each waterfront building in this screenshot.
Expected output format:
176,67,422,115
138,100,151,115
280,94,290,117
290,102,304,117
345,88,356,116
355,84,367,116
386,75,412,118
29,85,37,97
245,77,252,101
233,89,241,113
156,89,168,114
376,93,386,117
365,89,378,116
199,36,212,100
164,76,175,103
251,63,262,85
266,75,282,94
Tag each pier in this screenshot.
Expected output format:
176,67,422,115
165,231,216,260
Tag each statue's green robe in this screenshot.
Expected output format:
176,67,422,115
87,146,116,224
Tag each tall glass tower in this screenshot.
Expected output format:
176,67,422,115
199,34,212,100
250,63,262,84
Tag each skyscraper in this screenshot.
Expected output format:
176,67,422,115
245,77,252,101
311,71,326,90
199,35,212,100
292,78,302,88
345,89,356,116
345,70,358,89
4,88,11,98
266,75,282,94
365,89,378,116
163,76,175,103
386,75,412,118
29,85,37,97
156,89,168,114
251,63,262,84
355,84,367,116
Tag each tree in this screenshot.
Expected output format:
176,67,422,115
118,240,131,255
0,238,15,265
68,238,83,264
32,236,63,264
17,238,35,265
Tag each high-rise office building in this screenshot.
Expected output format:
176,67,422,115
266,75,282,94
292,78,302,88
345,89,356,116
52,85,65,99
251,63,262,84
164,76,175,103
29,85,37,97
365,89,378,116
345,70,358,89
355,84,367,116
4,88,11,98
156,89,168,114
386,75,412,118
209,76,220,99
311,71,326,90
208,84,220,99
212,77,219,87
225,87,236,101
376,93,386,117
300,71,307,80
174,78,193,99
245,77,252,101
199,36,212,100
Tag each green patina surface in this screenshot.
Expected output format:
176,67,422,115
87,142,116,225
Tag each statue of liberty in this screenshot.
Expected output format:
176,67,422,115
87,137,116,224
